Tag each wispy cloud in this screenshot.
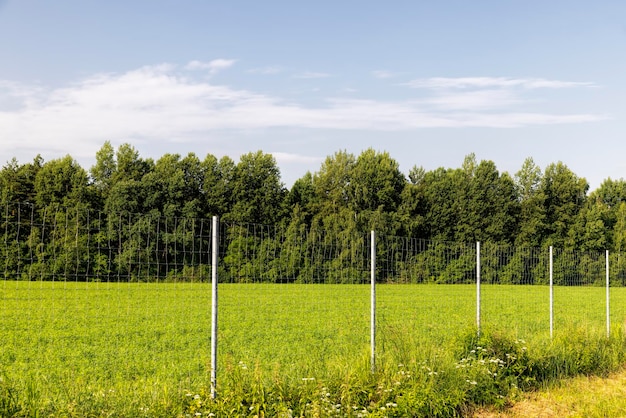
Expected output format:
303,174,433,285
425,89,521,111
372,70,397,79
0,65,607,164
248,66,284,75
293,71,331,79
185,59,236,75
407,76,596,90
0,80,43,98
400,76,599,113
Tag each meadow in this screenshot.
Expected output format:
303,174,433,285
2,281,626,416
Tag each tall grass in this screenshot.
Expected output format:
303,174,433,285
2,282,626,416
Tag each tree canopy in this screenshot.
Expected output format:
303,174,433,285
1,141,624,252
2,142,625,285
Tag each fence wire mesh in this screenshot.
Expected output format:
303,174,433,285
2,202,626,388
1,203,214,394
215,220,371,376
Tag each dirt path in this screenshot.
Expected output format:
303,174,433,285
473,369,626,417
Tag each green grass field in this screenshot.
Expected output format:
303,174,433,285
2,282,626,416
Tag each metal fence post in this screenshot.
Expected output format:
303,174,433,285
370,230,376,374
606,250,610,338
476,241,481,337
211,216,219,399
549,246,553,338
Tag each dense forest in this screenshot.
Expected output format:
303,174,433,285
1,141,624,283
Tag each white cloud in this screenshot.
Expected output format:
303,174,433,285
399,76,599,114
424,89,521,111
0,65,607,165
248,66,283,75
0,80,42,98
407,76,596,90
185,59,236,75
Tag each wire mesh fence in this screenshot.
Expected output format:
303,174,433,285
0,203,215,396
479,244,549,337
215,220,372,380
2,202,626,392
1,202,215,282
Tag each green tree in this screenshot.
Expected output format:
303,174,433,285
228,151,287,224
348,148,406,213
34,156,90,208
113,143,153,184
612,202,626,284
586,178,626,249
95,143,154,216
90,141,116,194
278,205,309,281
312,150,356,216
0,156,43,205
569,198,610,251
422,167,460,241
540,162,588,248
614,202,626,254
202,154,235,217
514,157,546,247
396,165,428,237
286,171,316,225
456,159,520,243
179,152,207,218
142,153,187,217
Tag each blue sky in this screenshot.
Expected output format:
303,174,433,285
0,0,624,190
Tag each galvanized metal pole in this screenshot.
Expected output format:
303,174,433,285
210,216,219,399
476,241,481,337
606,250,610,338
549,246,553,338
370,230,376,374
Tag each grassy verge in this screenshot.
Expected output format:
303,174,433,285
2,282,626,416
2,327,626,416
173,327,626,417
474,368,626,417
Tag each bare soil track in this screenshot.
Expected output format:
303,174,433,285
474,368,626,417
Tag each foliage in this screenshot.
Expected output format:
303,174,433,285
3,144,625,266
0,142,626,285
0,200,617,286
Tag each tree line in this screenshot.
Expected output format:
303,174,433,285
0,141,624,283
